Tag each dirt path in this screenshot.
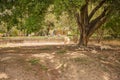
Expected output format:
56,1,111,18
0,43,120,80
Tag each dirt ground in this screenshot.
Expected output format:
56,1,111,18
0,41,120,80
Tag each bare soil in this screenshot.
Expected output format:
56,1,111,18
0,41,120,80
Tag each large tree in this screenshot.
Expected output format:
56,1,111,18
54,0,120,46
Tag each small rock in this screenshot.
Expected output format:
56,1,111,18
91,50,97,54
63,63,67,68
52,52,55,55
50,59,54,63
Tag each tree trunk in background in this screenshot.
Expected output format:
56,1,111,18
75,0,108,47
96,28,104,43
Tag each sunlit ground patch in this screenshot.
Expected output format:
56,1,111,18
0,72,9,79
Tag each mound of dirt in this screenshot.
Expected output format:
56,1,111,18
0,44,120,80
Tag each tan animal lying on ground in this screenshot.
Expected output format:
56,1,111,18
100,45,112,50
94,43,112,50
64,36,70,44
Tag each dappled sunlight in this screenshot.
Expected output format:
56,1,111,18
67,52,88,58
0,56,12,61
31,53,55,59
91,50,98,54
0,72,9,79
0,42,65,48
0,0,119,79
2,49,15,53
61,62,109,80
102,72,110,80
0,43,119,80
80,69,86,74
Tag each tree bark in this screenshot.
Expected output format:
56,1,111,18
75,0,108,47
78,31,89,47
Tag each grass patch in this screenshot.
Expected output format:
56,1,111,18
71,57,92,64
73,57,88,62
96,55,108,61
56,49,67,55
27,58,48,70
40,64,48,71
28,58,40,65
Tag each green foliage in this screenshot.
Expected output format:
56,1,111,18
0,0,53,35
24,15,42,35
9,27,19,36
0,0,120,39
54,0,85,16
0,0,16,12
104,14,120,38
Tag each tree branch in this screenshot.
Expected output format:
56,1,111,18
88,0,106,21
85,0,89,2
84,1,89,26
87,7,108,37
80,1,89,28
88,16,107,37
75,12,82,31
89,7,108,28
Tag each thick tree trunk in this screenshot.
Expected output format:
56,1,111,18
78,31,89,46
75,0,108,47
